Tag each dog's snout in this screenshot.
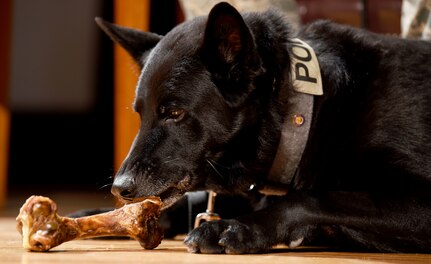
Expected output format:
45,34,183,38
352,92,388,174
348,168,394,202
111,174,136,199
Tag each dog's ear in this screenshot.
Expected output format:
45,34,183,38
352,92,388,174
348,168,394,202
95,17,162,68
201,2,263,107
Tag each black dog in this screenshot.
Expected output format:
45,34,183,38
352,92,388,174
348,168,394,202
96,2,431,253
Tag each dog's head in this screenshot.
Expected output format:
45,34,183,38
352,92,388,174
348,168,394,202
97,3,282,208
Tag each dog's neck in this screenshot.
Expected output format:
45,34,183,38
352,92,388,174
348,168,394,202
259,38,323,195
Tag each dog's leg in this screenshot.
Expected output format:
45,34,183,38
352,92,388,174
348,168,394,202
184,191,431,253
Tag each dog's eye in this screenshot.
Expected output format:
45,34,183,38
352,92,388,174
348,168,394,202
166,109,186,122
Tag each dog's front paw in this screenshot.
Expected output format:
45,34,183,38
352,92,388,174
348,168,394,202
184,219,269,254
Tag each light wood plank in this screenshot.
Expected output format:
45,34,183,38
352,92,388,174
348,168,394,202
113,0,150,170
0,108,9,209
0,0,12,209
1,217,430,264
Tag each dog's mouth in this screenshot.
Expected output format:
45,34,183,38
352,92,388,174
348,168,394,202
159,174,192,209
159,188,184,209
117,174,192,210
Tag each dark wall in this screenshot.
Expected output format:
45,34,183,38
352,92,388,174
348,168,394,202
8,0,114,190
150,0,183,34
7,0,182,191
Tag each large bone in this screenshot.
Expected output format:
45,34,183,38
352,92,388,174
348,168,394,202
16,195,163,252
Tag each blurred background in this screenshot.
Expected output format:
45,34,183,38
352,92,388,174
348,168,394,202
0,0,404,214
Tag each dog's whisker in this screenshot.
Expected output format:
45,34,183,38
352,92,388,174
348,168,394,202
206,159,225,179
96,175,114,184
162,157,181,164
207,159,231,169
98,183,113,191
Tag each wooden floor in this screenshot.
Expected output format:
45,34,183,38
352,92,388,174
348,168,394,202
2,218,431,264
1,192,431,264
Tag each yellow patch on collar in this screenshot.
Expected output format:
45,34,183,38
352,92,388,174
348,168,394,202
290,38,323,95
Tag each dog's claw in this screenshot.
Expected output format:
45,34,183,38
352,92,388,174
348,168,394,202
218,238,226,247
288,237,304,249
186,235,222,254
184,234,207,253
184,236,197,252
187,246,200,254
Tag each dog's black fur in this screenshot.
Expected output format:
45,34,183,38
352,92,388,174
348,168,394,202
96,2,431,253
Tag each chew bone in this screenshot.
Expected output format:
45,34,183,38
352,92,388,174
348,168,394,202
16,195,163,251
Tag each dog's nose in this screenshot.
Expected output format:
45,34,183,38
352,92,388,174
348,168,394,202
111,174,136,199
